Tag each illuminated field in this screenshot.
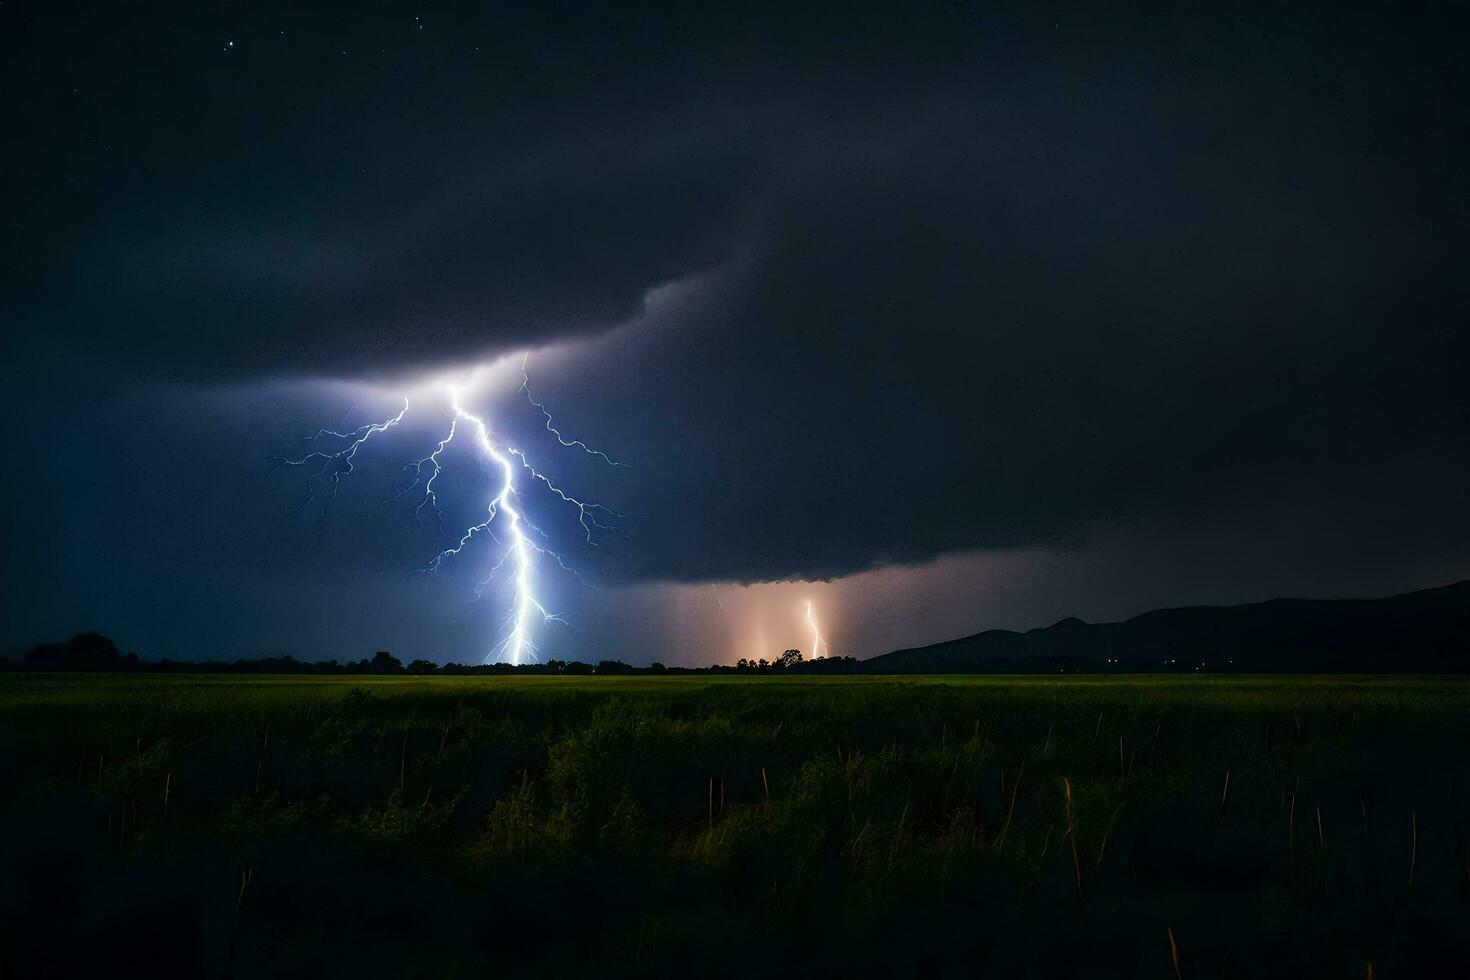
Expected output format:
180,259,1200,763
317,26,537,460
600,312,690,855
2,673,1466,976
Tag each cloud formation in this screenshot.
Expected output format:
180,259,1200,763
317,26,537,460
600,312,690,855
3,1,1468,662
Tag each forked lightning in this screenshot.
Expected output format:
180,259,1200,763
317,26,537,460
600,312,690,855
272,357,621,664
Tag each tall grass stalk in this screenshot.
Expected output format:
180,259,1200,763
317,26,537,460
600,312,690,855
1288,782,1297,888
997,760,1024,851
1408,812,1417,887
1064,777,1083,900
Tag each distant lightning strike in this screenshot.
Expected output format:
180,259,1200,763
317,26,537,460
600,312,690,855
805,600,831,659
273,357,622,665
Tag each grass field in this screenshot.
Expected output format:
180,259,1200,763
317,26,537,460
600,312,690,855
3,673,1467,977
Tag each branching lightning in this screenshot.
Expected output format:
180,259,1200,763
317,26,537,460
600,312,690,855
398,418,457,531
505,446,623,544
270,398,409,514
273,357,623,665
805,600,831,659
520,354,629,467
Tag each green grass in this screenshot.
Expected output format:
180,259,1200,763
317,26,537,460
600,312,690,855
3,672,1466,975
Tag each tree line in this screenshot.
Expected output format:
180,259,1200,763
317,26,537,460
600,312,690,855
5,632,863,675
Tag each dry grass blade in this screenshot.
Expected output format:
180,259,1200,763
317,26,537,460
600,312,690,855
1288,780,1298,888
1146,722,1163,766
1064,777,1083,900
234,867,254,921
1219,769,1231,820
1408,812,1417,887
1096,804,1124,868
1167,925,1182,979
255,723,271,792
888,802,909,869
997,759,1025,851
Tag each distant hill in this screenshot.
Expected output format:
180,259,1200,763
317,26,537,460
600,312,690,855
866,580,1470,673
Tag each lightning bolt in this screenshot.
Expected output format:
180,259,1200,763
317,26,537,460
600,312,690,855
505,446,624,544
440,390,547,664
270,398,409,515
398,417,457,531
273,360,622,665
805,600,831,660
520,353,629,467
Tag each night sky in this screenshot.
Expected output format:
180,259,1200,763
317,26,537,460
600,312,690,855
4,2,1467,666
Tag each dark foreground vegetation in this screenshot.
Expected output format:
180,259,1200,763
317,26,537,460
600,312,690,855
2,674,1468,978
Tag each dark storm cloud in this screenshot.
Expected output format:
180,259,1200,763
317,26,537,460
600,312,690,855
31,118,755,379
3,0,1468,631
533,78,1470,584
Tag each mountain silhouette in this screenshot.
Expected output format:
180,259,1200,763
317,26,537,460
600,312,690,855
867,580,1470,673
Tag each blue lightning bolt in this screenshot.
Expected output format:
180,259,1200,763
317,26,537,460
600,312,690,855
443,389,545,664
272,361,623,665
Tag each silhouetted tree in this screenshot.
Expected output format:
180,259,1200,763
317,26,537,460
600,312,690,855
406,659,437,674
369,651,404,674
776,649,804,670
25,633,122,671
596,660,633,674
